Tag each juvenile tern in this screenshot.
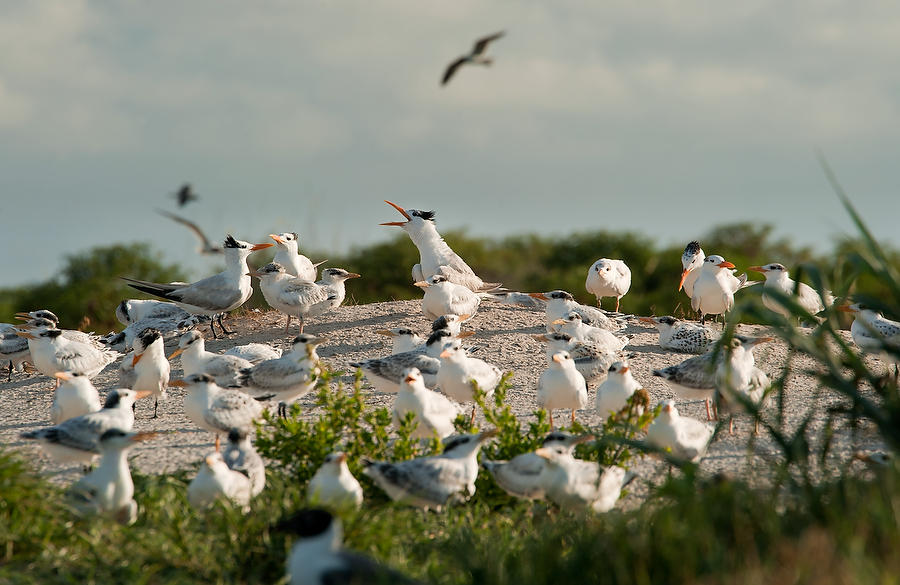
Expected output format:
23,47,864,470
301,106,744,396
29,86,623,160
223,428,266,497
393,367,459,439
0,324,31,381
237,333,323,416
381,201,499,291
415,273,481,321
68,429,156,524
155,209,223,255
431,314,468,337
840,303,900,368
278,509,423,585
270,232,322,281
115,299,191,325
652,351,718,419
749,263,833,320
534,445,634,513
534,332,618,383
51,371,101,424
15,309,107,349
638,316,716,354
595,361,644,421
537,351,588,428
123,235,273,337
377,327,426,355
20,389,151,463
529,290,623,331
169,330,252,387
646,400,715,462
691,254,744,324
224,342,282,364
363,430,498,510
552,311,630,353
188,452,252,512
441,31,505,86
131,328,170,418
251,263,360,333
172,373,264,449
17,323,119,380
482,432,593,500
585,258,631,311
715,336,773,433
352,329,454,393
436,340,502,421
307,452,364,510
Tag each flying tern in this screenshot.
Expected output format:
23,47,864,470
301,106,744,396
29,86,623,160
155,209,222,255
441,31,505,86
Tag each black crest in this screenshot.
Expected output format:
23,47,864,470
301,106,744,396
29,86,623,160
410,209,436,222
228,428,247,443
137,328,161,348
103,390,122,409
684,241,702,256
426,329,452,346
224,235,241,249
442,434,473,452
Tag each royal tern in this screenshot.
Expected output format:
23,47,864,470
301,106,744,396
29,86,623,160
441,31,505,86
307,452,364,510
551,311,630,353
595,361,645,421
393,367,459,439
169,330,252,387
679,242,756,300
482,432,594,500
15,309,107,349
123,235,272,337
20,389,151,464
749,263,833,320
652,351,718,419
224,342,282,364
172,182,199,207
537,351,588,428
840,304,900,369
156,208,223,255
0,323,31,381
646,400,715,462
68,429,156,524
251,263,360,333
715,336,773,433
270,232,322,281
237,333,323,417
172,373,263,449
51,371,101,424
352,329,455,393
188,451,252,512
131,328,170,418
586,258,632,311
691,255,746,324
279,509,423,585
431,314,468,337
437,340,502,421
381,201,499,292
638,316,717,354
377,327,426,355
415,273,482,321
223,428,266,497
17,322,119,380
485,291,548,309
534,445,634,513
363,429,498,510
534,332,618,383
529,290,623,331
116,299,191,325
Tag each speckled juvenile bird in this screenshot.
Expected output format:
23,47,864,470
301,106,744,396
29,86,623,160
551,311,630,353
269,231,323,282
172,373,263,450
638,316,717,354
529,290,624,331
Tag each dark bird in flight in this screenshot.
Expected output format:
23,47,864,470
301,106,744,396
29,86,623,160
442,31,505,86
172,183,199,207
155,209,223,255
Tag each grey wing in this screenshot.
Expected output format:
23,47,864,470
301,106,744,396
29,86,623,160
246,360,313,392
280,280,328,307
172,273,245,311
375,459,463,504
442,58,467,85
485,454,547,498
661,355,716,388
358,354,440,380
155,209,218,252
206,392,261,432
43,414,110,451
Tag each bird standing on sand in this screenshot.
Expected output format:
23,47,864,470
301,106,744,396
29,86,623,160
715,336,773,433
551,311,630,353
123,235,273,337
415,273,481,321
131,328,170,418
537,351,588,428
437,341,502,422
529,290,623,331
840,303,900,372
749,263,833,320
50,371,101,424
173,373,263,450
595,361,644,421
238,334,323,418
169,330,252,388
188,452,252,512
646,400,715,462
585,258,631,311
17,321,119,380
441,31,505,86
691,254,745,324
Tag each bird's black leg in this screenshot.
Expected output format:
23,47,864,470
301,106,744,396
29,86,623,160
7,362,12,382
278,402,286,419
209,314,219,339
218,313,233,335
153,397,159,419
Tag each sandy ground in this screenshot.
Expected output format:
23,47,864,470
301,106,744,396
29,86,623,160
0,299,886,501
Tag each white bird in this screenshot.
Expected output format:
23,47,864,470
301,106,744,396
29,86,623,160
17,322,120,380
679,242,756,303
638,316,717,354
270,231,323,281
393,367,459,439
20,389,151,464
528,290,623,331
652,351,718,420
376,327,426,355
715,336,773,433
222,428,266,497
482,432,594,500
238,347,321,419
437,341,502,421
551,311,630,353
172,373,263,450
0,323,31,381
363,430,498,510
131,328,170,418
430,314,468,337
251,263,360,333
380,201,499,292
595,361,644,421
224,342,282,365
585,258,631,311
51,371,102,424
749,263,833,320
169,330,252,387
279,509,423,585
441,31,505,86
415,273,481,321
691,254,745,324
537,351,588,428
115,299,191,326
534,445,634,513
67,429,156,525
15,309,108,350
646,400,715,462
352,329,455,394
840,303,900,369
307,452,364,510
123,235,273,338
534,332,618,384
188,451,252,512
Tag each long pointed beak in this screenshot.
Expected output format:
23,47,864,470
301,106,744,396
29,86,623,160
551,318,567,326
751,337,774,345
552,354,563,364
168,348,184,360
169,379,188,388
132,352,144,367
53,372,72,382
837,304,856,313
250,243,274,251
528,293,549,301
269,234,285,244
383,200,411,221
346,273,361,279
375,330,395,337
440,349,453,358
413,281,429,288
132,431,159,442
458,313,471,321
638,317,656,325
573,434,596,445
747,266,766,273
534,447,552,460
16,331,36,339
457,331,476,338
619,366,630,374
678,269,690,291
246,271,263,278
718,261,736,269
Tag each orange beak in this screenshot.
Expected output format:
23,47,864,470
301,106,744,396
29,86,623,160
528,292,549,301
552,354,564,364
413,281,429,288
837,304,857,313
246,271,263,278
678,269,690,291
638,317,656,325
747,266,766,273
250,243,274,251
53,372,72,382
457,331,476,338
346,273,361,279
16,331,36,339
132,352,144,367
168,348,184,360
168,379,187,388
619,366,630,374
269,234,285,245
404,374,417,383
439,349,454,358
380,200,411,225
718,261,736,269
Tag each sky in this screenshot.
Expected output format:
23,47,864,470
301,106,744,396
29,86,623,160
1,1,898,287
